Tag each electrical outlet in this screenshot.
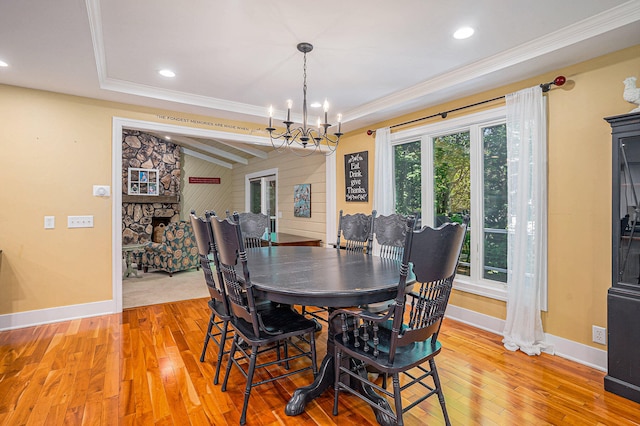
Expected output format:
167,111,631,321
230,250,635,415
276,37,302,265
68,215,94,228
592,325,606,345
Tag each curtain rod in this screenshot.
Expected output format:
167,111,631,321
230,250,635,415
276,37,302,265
366,76,566,135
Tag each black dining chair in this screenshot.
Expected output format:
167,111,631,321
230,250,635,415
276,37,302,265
336,209,375,254
373,212,408,260
366,212,411,318
210,212,318,425
332,217,468,426
236,210,271,248
189,210,233,385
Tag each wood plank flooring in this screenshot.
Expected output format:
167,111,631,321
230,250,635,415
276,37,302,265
0,298,639,425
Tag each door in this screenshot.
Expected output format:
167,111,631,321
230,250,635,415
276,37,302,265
248,173,277,234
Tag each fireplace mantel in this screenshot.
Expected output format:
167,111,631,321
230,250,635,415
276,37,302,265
122,195,179,204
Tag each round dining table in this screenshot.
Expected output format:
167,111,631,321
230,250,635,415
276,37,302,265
246,245,414,426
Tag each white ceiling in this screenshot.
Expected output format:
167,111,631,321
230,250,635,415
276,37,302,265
1,0,639,164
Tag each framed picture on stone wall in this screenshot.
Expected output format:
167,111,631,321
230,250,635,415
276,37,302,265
128,167,159,196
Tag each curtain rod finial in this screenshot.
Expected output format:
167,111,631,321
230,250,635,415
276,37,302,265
541,75,566,92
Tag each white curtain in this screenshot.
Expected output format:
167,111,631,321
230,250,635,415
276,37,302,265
373,127,394,216
372,127,393,257
502,86,551,356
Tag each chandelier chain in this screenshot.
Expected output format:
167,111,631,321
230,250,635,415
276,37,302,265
302,51,308,131
266,42,343,157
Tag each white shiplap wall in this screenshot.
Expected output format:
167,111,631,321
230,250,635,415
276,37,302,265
181,153,234,218
231,149,327,244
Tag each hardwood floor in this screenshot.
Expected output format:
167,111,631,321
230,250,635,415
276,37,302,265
0,298,639,425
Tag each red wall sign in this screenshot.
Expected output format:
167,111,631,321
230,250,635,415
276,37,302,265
189,177,221,184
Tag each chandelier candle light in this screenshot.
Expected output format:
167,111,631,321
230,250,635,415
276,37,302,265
267,43,342,155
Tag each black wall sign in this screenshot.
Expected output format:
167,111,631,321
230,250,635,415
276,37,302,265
345,151,368,202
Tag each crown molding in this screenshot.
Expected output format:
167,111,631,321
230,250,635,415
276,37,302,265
100,77,268,117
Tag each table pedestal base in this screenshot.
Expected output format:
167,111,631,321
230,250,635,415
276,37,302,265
285,355,394,426
285,356,333,416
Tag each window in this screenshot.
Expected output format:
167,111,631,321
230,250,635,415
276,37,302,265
394,141,421,218
392,108,508,299
433,131,471,276
482,124,508,283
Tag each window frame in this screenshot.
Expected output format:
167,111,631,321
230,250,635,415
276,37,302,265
391,107,511,302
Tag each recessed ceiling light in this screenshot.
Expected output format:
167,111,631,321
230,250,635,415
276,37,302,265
158,69,175,77
0,60,8,67
164,136,171,140
310,102,322,108
453,27,474,40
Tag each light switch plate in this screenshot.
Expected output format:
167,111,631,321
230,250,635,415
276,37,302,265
44,216,55,229
68,215,94,228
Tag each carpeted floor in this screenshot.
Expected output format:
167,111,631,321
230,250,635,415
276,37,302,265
122,267,209,309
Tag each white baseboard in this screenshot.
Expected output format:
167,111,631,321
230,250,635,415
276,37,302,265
0,300,116,331
446,304,607,372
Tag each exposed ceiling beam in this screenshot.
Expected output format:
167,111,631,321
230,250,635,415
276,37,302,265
212,139,269,159
169,135,249,165
181,148,233,169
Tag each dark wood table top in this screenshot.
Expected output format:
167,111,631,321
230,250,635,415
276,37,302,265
247,246,412,307
262,232,322,247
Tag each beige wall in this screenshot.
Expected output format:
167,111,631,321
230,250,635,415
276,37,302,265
334,44,640,348
0,87,115,313
230,149,327,243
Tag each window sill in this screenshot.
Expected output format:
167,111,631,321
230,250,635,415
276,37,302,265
453,277,507,302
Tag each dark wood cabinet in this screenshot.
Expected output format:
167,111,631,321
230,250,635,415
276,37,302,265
606,111,640,404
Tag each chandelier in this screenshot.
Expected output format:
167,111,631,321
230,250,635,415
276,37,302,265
267,42,342,155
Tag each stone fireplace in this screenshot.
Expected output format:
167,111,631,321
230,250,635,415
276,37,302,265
122,130,181,245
